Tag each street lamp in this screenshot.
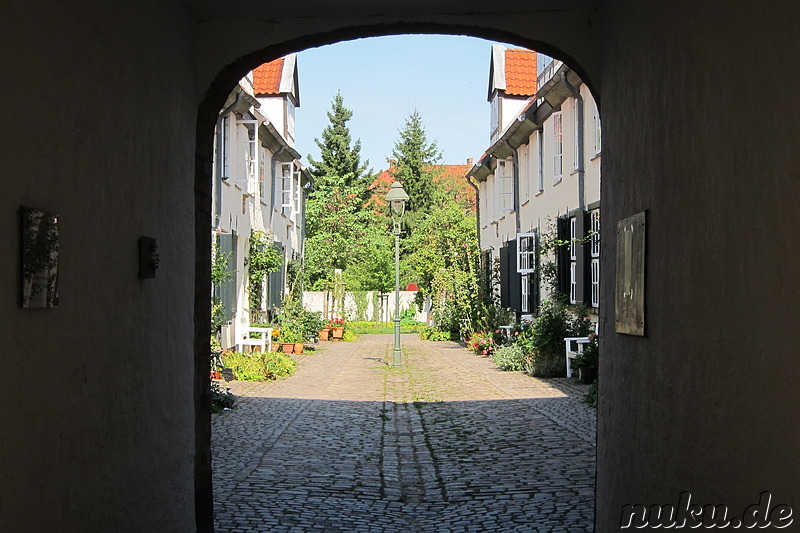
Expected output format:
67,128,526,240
385,181,409,366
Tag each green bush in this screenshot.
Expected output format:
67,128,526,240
419,326,454,341
491,344,527,371
222,351,296,381
519,298,578,377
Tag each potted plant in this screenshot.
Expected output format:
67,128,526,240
329,317,346,340
280,329,304,354
319,328,330,341
571,334,598,384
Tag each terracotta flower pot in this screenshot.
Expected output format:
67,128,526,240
331,327,345,340
270,342,280,352
293,342,304,354
281,343,295,354
319,329,330,341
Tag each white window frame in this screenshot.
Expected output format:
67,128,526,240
569,216,577,260
286,98,296,143
594,107,602,155
280,161,294,214
236,119,259,195
292,166,302,220
496,159,514,213
521,274,530,313
220,115,231,181
536,130,544,193
553,112,563,182
590,209,600,308
259,146,267,203
569,262,577,304
517,232,537,274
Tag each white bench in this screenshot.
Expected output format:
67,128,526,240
564,322,598,378
236,324,273,353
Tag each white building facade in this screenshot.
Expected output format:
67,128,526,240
468,46,601,319
213,55,312,347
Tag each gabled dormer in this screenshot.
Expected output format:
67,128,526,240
488,45,538,143
253,54,300,147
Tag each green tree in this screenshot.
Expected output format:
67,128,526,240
402,203,482,333
304,92,391,291
389,110,444,228
306,91,372,198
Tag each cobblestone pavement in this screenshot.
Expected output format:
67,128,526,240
212,334,596,532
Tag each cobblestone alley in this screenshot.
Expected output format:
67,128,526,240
211,334,596,532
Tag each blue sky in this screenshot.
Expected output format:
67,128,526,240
295,35,512,173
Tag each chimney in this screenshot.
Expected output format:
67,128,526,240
467,158,474,166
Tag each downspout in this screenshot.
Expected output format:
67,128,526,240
561,72,585,210
562,73,587,305
215,91,244,230
465,175,481,250
504,139,521,235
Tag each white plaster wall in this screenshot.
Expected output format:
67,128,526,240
0,0,197,530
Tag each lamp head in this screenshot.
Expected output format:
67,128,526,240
385,181,409,217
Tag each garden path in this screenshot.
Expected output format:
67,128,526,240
212,334,596,532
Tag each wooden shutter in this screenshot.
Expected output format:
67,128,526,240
218,232,238,323
267,242,285,310
556,217,569,297
507,239,522,313
499,244,510,308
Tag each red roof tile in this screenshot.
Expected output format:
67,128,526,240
504,49,537,96
252,58,285,95
371,162,476,210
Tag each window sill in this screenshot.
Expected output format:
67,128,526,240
520,199,530,207
535,190,545,197
553,177,563,186
591,151,601,161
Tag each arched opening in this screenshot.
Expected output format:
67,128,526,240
196,28,601,532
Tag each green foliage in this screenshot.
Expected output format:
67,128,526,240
389,110,444,219
276,296,323,342
468,331,495,356
245,230,282,311
491,344,527,372
419,326,455,341
211,239,234,335
403,203,482,333
210,380,236,413
222,351,296,381
304,93,393,292
518,297,585,377
583,379,598,408
307,91,372,195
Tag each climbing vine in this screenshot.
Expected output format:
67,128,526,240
245,230,282,311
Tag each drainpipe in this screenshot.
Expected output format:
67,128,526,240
561,72,585,210
504,139,521,235
562,73,587,305
465,174,481,250
215,91,244,230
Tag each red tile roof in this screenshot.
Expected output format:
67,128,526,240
252,58,285,96
371,162,476,210
504,48,537,96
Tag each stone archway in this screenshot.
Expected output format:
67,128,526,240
194,24,601,532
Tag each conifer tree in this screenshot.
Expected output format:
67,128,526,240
389,110,444,220
306,91,372,197
303,92,391,291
